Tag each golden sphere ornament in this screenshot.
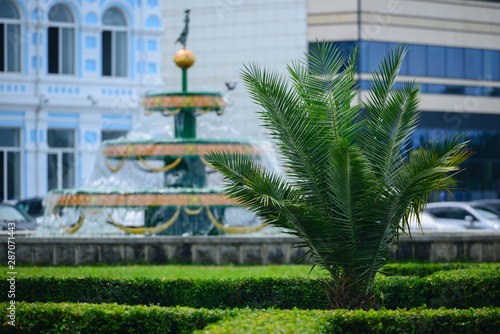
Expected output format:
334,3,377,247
174,49,196,69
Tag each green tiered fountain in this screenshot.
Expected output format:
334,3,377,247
43,11,265,236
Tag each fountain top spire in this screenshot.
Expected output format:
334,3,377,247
174,9,196,72
176,9,190,48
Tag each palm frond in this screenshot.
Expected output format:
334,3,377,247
210,43,471,308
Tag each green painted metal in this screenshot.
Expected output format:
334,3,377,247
175,68,197,138
175,108,196,139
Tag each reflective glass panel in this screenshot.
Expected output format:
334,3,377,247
427,46,445,77
483,50,500,81
0,128,20,147
47,129,75,148
102,31,112,76
62,27,74,74
446,47,464,78
48,27,59,74
414,112,500,201
0,24,4,72
115,31,127,77
465,49,482,80
47,153,57,191
102,8,126,26
6,24,20,72
101,130,127,141
367,42,387,73
408,44,427,76
7,151,20,199
0,0,19,19
48,4,74,23
62,152,75,188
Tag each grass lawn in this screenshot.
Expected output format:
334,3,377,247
0,264,312,279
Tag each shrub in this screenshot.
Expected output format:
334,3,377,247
5,304,499,333
197,308,500,333
208,41,470,308
376,268,500,309
324,307,500,334
2,268,500,310
1,302,228,333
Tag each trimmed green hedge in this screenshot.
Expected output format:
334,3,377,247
2,267,499,309
2,276,330,309
198,308,500,334
324,308,500,334
3,304,499,333
196,308,328,334
1,303,229,333
381,262,500,277
376,268,500,309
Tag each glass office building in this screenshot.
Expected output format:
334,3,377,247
307,0,500,201
310,39,500,200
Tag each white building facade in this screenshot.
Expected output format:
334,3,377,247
0,0,163,201
3,0,498,202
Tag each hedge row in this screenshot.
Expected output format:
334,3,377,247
199,308,500,334
380,262,500,277
1,276,330,309
376,268,500,309
2,268,499,309
3,303,500,333
1,303,229,333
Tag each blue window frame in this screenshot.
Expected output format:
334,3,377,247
446,47,464,79
365,42,387,74
465,49,482,80
427,46,445,77
314,41,500,84
483,50,500,81
407,44,427,76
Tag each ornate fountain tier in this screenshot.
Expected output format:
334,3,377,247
101,138,264,188
48,188,235,209
102,138,262,160
142,92,226,115
47,188,263,235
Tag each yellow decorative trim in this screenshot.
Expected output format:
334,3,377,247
164,108,181,115
145,110,153,116
87,208,101,214
106,206,181,235
52,208,85,234
194,108,211,114
188,195,201,206
199,156,213,169
184,144,197,155
137,156,182,172
105,157,126,173
153,97,162,107
126,145,135,156
205,206,265,234
183,206,203,215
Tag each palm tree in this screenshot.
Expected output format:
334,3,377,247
207,44,471,309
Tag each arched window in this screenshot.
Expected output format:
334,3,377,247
48,4,75,75
102,8,127,77
0,0,21,72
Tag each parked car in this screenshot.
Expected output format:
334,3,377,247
406,210,467,232
470,199,500,212
425,202,500,231
15,197,44,224
0,203,37,231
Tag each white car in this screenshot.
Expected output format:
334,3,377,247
406,210,467,232
425,202,500,231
